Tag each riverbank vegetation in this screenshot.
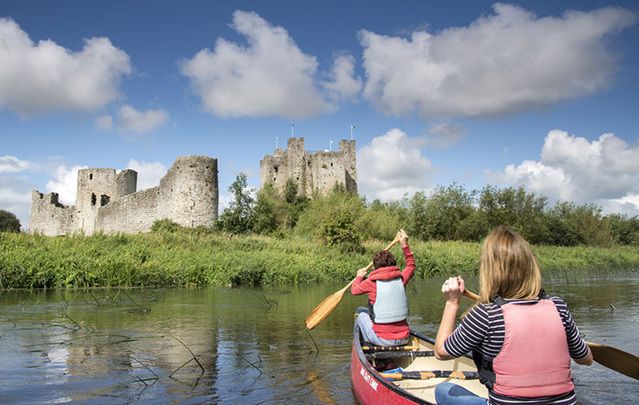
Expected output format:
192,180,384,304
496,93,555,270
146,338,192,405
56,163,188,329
1,224,638,289
1,176,638,288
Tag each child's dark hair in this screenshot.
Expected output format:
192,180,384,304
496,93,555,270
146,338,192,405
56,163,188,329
373,250,396,269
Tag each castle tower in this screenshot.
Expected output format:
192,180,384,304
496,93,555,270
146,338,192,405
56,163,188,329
260,148,288,193
159,156,218,228
287,137,307,195
76,169,118,234
339,140,357,193
259,136,357,198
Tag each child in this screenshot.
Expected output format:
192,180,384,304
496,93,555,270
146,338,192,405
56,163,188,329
352,229,416,346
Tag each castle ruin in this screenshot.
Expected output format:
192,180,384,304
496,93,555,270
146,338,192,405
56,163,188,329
260,137,356,197
30,156,218,236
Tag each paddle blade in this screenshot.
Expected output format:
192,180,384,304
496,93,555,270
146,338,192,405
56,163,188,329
588,342,639,380
305,286,348,330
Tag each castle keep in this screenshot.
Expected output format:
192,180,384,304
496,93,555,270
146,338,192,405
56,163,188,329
260,137,357,196
30,156,218,236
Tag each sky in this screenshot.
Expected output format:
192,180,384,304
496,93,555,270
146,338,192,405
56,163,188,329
1,0,638,229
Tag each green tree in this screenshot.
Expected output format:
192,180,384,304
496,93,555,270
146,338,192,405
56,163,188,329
295,188,364,252
407,191,429,240
547,202,613,247
425,184,475,240
356,198,407,241
283,179,308,229
477,186,549,243
219,173,255,233
607,214,639,245
253,183,283,234
0,210,21,232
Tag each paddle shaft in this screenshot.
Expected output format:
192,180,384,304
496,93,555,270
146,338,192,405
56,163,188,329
381,370,479,381
366,350,435,360
361,345,419,351
461,288,639,380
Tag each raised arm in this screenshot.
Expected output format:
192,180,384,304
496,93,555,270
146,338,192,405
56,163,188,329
398,229,416,284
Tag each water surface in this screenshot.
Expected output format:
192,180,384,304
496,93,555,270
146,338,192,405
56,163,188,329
1,275,637,404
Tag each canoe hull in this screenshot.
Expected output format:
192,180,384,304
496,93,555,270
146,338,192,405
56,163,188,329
351,344,427,404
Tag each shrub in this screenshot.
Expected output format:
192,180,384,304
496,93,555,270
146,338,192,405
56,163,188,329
151,219,181,233
0,210,21,233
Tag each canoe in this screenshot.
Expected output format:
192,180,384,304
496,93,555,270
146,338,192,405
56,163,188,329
351,327,599,405
351,327,487,404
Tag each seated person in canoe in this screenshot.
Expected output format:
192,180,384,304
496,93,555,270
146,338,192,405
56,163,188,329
434,226,593,405
352,229,416,347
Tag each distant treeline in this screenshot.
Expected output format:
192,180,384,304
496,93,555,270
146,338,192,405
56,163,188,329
219,174,639,251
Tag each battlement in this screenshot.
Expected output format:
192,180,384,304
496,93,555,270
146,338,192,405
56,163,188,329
30,156,219,236
259,137,357,197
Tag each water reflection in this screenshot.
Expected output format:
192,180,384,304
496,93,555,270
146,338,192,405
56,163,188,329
0,274,637,404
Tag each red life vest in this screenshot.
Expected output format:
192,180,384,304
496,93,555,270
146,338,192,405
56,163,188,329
490,297,575,397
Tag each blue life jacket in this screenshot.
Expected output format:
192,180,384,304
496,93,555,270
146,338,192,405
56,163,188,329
369,278,408,324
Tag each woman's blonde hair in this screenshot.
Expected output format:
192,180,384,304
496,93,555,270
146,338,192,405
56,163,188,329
479,226,541,303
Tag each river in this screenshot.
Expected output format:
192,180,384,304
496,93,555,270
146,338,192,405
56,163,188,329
0,274,637,404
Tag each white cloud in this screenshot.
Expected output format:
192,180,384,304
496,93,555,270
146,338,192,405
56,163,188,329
125,159,167,190
0,18,132,116
321,54,362,103
180,10,330,118
358,128,435,201
95,114,113,131
218,191,234,212
488,130,639,215
46,165,88,205
117,105,168,133
0,176,31,229
425,123,465,149
0,158,38,228
360,4,636,118
0,155,32,173
0,188,30,205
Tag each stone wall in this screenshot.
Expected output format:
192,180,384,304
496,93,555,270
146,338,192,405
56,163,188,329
96,187,161,234
30,155,218,236
29,191,78,236
259,137,357,197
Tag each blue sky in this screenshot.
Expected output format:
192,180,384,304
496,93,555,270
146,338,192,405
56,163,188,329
1,0,638,229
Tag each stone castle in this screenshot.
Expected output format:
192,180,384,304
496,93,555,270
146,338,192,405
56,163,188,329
30,137,357,235
260,137,356,196
30,156,218,236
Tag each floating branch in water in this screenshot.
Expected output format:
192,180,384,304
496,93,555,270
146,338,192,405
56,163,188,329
169,333,204,374
88,290,102,307
131,356,160,380
122,289,151,313
240,354,263,376
259,292,279,310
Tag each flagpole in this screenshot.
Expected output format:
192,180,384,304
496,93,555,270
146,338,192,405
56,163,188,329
350,124,355,141
291,122,295,138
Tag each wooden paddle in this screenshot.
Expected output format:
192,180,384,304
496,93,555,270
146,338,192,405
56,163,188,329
304,237,400,330
461,289,639,380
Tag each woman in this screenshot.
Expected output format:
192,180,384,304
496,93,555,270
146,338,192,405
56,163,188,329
434,226,593,405
352,229,415,346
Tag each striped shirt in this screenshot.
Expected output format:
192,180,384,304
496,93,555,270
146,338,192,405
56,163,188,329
444,296,589,405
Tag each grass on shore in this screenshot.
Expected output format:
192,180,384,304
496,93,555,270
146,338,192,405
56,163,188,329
1,229,638,289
